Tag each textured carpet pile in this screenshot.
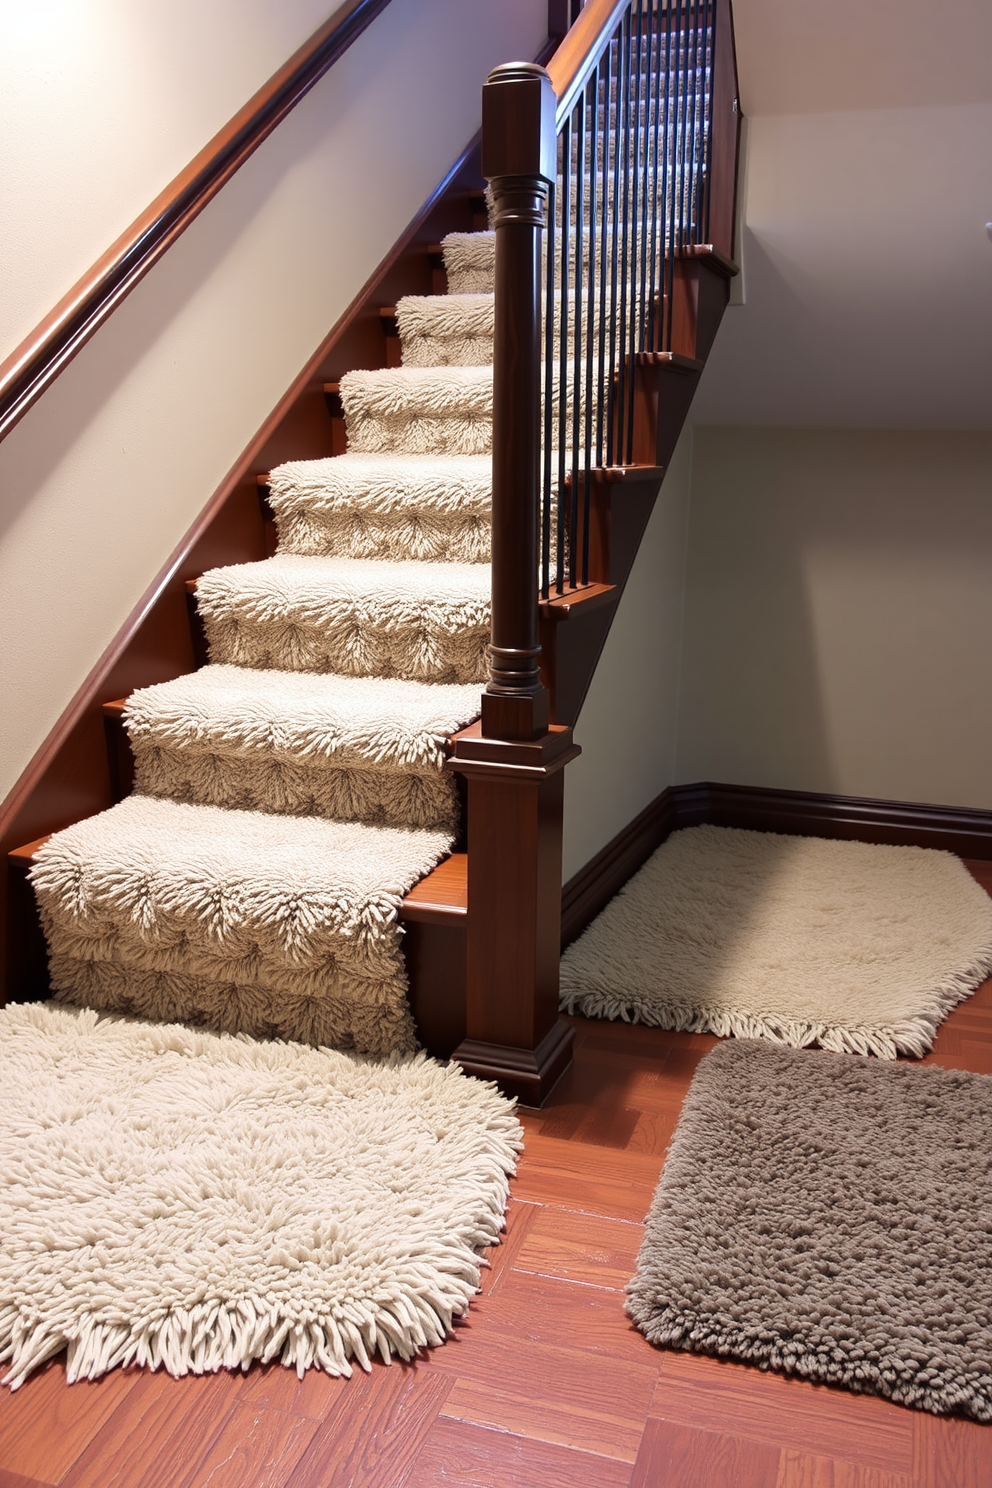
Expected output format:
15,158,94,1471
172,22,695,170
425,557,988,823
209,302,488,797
561,824,992,1057
0,1002,521,1390
31,230,497,1054
627,1038,992,1420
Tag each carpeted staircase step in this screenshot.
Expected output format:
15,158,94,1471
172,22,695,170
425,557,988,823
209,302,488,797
339,366,493,456
267,452,492,563
442,233,494,294
30,794,455,1055
396,294,493,368
195,554,491,683
124,664,480,830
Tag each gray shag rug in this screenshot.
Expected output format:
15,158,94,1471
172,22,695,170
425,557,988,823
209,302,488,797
561,825,992,1058
0,1003,520,1391
627,1039,992,1420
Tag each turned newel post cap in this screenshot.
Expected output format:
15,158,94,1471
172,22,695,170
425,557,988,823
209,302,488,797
482,61,557,183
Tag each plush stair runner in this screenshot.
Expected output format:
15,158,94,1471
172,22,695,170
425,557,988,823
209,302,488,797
31,233,495,1057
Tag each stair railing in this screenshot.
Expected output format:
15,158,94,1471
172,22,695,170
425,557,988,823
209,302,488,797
450,0,739,1104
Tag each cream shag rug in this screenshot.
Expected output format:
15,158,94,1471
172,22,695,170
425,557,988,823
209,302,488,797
0,1003,521,1391
561,825,992,1057
627,1039,992,1419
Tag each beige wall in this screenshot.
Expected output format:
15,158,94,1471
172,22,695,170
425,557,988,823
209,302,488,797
675,428,992,809
0,0,547,803
562,429,693,881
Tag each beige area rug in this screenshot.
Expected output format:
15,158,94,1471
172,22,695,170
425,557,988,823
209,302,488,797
0,1003,520,1391
561,825,992,1058
627,1039,992,1419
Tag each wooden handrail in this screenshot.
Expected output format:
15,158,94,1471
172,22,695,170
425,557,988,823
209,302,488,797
0,0,393,444
547,0,629,124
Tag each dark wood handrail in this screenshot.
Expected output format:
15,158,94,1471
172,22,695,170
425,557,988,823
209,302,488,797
0,0,393,444
547,0,629,124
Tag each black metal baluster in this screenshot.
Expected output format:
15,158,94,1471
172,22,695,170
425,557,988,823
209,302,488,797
647,0,663,350
582,67,598,585
541,178,556,602
595,41,612,466
556,118,570,594
612,12,632,466
605,30,624,466
570,96,585,587
664,0,681,348
624,0,645,461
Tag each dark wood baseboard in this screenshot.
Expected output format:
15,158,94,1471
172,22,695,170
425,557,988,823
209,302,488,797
453,1018,575,1108
560,787,678,948
561,780,992,948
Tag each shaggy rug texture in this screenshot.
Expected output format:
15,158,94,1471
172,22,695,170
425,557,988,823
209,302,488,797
627,1039,992,1420
0,1002,521,1390
560,825,992,1057
32,796,455,1055
34,230,494,1053
126,665,480,830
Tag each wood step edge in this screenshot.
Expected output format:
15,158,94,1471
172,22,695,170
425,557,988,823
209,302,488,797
8,834,52,868
400,852,467,923
539,581,617,622
676,243,740,278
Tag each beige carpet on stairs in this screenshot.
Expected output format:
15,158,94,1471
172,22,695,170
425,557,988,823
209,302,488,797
561,824,992,1057
30,229,498,1057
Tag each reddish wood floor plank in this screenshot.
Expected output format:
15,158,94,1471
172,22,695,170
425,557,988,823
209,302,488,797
404,1418,634,1488
59,1368,246,1488
238,1360,351,1421
912,1410,992,1488
0,1363,139,1485
774,1450,914,1488
177,1400,319,1488
511,1130,663,1220
630,1418,781,1488
290,1365,450,1488
0,1469,57,1488
475,1266,651,1367
441,1375,645,1464
649,1352,916,1475
512,1206,643,1290
475,1198,540,1297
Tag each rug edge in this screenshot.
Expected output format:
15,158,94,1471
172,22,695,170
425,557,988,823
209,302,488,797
622,1306,992,1423
562,939,992,1058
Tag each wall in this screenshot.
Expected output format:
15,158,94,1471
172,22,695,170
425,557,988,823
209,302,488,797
675,427,992,810
0,0,547,803
0,0,341,358
689,101,992,430
562,429,693,881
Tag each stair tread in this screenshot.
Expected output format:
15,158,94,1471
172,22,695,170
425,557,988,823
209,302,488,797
196,553,490,604
194,555,490,684
125,664,482,773
267,451,492,514
33,796,453,929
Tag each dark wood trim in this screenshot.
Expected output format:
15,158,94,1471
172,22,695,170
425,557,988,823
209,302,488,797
561,780,992,949
681,781,992,861
547,0,630,123
0,0,397,443
561,786,678,947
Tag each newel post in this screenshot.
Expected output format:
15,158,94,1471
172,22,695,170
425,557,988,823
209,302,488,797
450,62,578,1106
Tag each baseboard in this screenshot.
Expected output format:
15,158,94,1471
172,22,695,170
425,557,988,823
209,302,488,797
561,787,679,947
561,780,992,947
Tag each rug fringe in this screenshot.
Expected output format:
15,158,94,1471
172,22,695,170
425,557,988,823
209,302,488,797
562,940,992,1058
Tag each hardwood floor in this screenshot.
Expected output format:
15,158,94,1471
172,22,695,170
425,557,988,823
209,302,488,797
2,862,991,1488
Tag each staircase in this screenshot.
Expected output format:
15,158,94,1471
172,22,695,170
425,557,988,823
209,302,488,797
4,0,741,1104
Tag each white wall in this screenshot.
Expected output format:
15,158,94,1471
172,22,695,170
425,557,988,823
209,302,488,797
690,101,992,430
676,428,992,810
562,429,693,881
0,0,343,358
0,0,547,804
